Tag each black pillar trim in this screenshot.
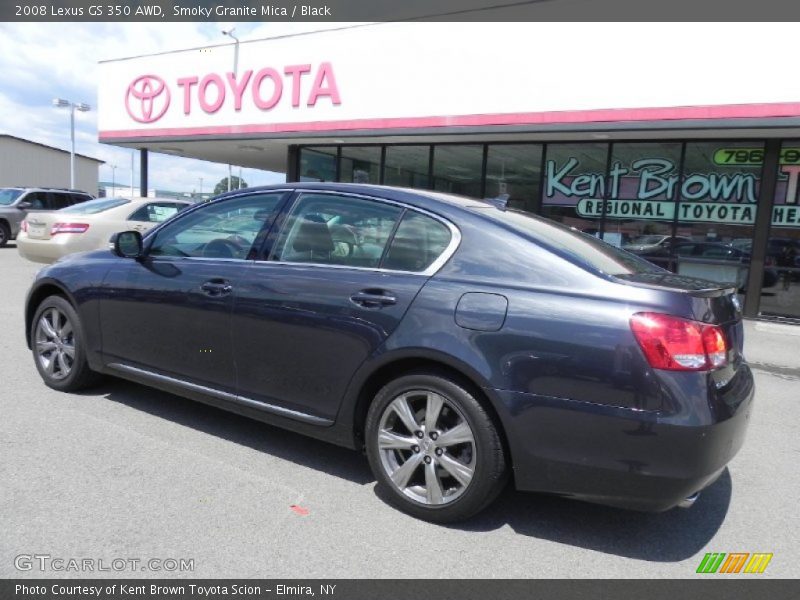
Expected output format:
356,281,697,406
286,145,299,182
743,139,781,318
139,148,148,198
479,144,488,199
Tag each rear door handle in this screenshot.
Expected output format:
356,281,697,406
201,279,233,296
350,289,397,308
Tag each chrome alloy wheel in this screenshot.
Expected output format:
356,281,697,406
377,390,477,505
34,307,75,380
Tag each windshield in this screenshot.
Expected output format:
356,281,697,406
498,209,662,276
59,197,130,214
628,235,664,245
0,188,23,206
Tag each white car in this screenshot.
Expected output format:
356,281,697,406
16,197,192,264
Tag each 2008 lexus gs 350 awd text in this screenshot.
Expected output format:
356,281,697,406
24,183,753,522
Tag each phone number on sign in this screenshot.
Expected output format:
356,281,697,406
15,4,163,17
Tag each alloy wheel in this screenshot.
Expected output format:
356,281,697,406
377,389,476,505
34,307,75,380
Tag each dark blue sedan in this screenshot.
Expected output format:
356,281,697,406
24,183,753,522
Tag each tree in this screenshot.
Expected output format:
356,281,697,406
213,175,248,195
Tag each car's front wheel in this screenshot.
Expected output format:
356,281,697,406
31,295,99,392
365,371,507,522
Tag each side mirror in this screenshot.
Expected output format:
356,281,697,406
17,201,32,210
111,231,143,258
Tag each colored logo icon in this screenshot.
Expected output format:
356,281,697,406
696,552,773,574
126,74,171,123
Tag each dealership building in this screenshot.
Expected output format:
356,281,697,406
98,22,800,321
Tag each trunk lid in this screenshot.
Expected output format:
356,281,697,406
24,212,95,241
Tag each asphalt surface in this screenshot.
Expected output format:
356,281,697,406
0,244,798,579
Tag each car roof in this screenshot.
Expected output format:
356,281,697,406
215,182,492,213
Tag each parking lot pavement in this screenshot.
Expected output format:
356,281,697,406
1,245,798,579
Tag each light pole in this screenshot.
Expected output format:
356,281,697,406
109,164,117,196
52,98,91,189
222,27,240,193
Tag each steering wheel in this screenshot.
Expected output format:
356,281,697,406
202,238,243,258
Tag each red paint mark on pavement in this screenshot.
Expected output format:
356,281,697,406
290,505,309,516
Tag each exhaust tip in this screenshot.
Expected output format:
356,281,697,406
678,492,700,509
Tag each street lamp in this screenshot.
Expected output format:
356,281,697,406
52,98,91,189
222,27,240,193
109,164,117,196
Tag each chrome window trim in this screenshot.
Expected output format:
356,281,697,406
107,363,332,426
272,189,462,277
142,188,462,276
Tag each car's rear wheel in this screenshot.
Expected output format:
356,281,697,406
31,296,99,392
0,221,10,247
365,371,507,522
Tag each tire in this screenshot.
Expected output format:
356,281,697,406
365,370,507,523
0,221,10,247
30,295,100,392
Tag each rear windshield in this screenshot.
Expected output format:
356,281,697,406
59,197,130,214
497,209,662,276
0,188,23,206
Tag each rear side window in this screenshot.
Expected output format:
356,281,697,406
128,202,185,223
383,211,452,272
50,193,73,210
272,193,402,268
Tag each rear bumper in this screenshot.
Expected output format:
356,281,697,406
494,363,754,511
16,234,92,264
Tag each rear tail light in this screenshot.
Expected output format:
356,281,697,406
50,222,89,235
630,312,729,371
20,220,27,233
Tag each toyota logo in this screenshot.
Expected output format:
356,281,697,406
125,75,170,123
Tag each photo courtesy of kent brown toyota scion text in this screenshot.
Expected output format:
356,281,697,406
24,182,753,522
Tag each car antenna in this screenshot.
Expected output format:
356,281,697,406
484,193,510,210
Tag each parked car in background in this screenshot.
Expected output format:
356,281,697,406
23,183,753,522
0,187,93,247
671,242,780,289
623,234,692,255
16,197,191,264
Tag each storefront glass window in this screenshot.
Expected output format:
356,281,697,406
384,145,430,188
760,140,800,319
340,146,381,184
540,143,609,232
299,147,337,182
602,143,682,267
673,142,761,297
432,145,483,198
485,144,543,212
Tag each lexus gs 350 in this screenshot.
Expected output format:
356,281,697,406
24,183,753,522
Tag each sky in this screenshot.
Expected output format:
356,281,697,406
0,22,347,194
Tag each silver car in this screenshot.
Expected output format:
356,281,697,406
0,187,93,247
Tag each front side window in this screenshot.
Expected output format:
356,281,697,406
272,193,402,268
149,193,283,259
383,211,452,272
24,192,48,210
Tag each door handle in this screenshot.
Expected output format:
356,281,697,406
350,289,397,308
201,279,233,296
